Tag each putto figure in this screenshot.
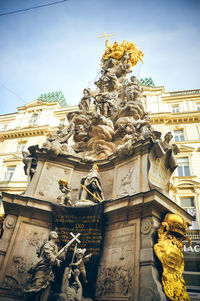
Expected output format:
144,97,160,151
58,178,73,206
70,248,92,284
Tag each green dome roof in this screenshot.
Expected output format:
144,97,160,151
137,77,155,87
38,91,67,107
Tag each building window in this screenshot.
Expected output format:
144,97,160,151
4,166,16,181
1,124,7,131
17,141,26,153
196,103,200,111
174,130,185,142
177,157,191,177
29,113,39,125
172,105,180,113
180,197,194,207
180,197,198,229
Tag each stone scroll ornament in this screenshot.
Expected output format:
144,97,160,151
154,213,191,301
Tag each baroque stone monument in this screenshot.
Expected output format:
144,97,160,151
0,36,193,301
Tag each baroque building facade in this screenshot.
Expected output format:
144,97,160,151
0,87,200,298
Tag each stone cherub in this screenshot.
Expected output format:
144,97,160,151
70,248,92,284
58,179,73,206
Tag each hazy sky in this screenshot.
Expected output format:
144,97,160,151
0,0,199,114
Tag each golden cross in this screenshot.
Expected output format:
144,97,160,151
98,31,115,46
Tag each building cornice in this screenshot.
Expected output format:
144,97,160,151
0,126,51,139
142,86,165,94
162,89,200,101
17,100,61,113
165,89,200,96
150,111,200,125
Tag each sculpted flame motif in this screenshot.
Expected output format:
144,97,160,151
154,213,191,301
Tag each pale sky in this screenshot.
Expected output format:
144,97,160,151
0,0,199,114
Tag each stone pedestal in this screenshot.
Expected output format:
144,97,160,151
0,193,52,300
95,190,192,301
0,189,193,301
24,139,151,203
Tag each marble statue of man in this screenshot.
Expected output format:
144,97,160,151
25,231,67,301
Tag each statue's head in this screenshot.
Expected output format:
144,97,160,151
92,180,98,189
130,75,136,82
58,179,68,187
163,213,187,237
75,248,86,259
164,132,173,142
49,231,58,240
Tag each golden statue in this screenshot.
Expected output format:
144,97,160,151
102,40,144,68
154,213,191,301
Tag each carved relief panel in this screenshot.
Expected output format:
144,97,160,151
113,158,139,199
1,218,49,297
96,223,138,300
34,162,73,202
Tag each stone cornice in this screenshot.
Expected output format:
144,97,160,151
18,100,61,112
0,114,17,122
2,192,52,223
0,126,51,139
142,86,165,94
103,189,193,225
162,89,200,100
2,189,193,225
150,111,200,124
143,87,200,100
